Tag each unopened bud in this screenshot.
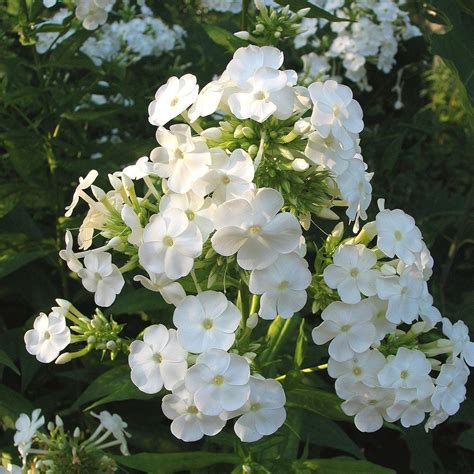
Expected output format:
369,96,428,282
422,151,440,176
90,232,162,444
107,236,122,248
47,422,54,431
55,415,63,427
55,298,72,309
233,125,244,139
87,335,96,344
108,174,122,191
220,121,234,132
315,207,339,220
106,340,116,351
294,118,312,135
55,352,72,365
380,263,397,276
255,23,265,33
297,7,310,17
241,126,255,139
91,185,106,201
246,313,259,329
274,31,281,39
201,127,222,140
234,31,250,40
248,144,258,157
73,427,81,438
291,158,309,172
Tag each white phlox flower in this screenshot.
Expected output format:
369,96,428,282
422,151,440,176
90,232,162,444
173,291,241,353
139,208,202,280
59,230,83,272
64,169,98,217
149,124,211,194
148,74,199,127
77,251,125,307
311,301,377,362
249,252,311,319
362,296,396,341
159,191,215,242
185,349,251,416
14,409,44,461
121,204,143,246
74,0,112,30
133,272,186,306
377,347,435,399
193,148,254,204
375,207,423,265
323,243,378,304
375,264,424,324
211,188,302,270
442,318,474,367
162,381,226,442
308,79,364,150
234,376,286,442
386,389,433,428
90,411,131,455
431,357,469,415
327,350,386,400
341,386,395,432
129,324,187,393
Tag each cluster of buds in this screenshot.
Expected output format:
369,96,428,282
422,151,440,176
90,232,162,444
235,0,311,45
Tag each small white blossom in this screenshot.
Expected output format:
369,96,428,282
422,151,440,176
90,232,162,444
148,74,199,127
139,208,202,280
185,349,250,416
323,243,378,304
442,318,474,367
91,411,131,455
249,253,311,319
24,310,70,363
234,377,286,442
133,272,186,306
312,301,376,362
162,381,226,442
129,324,187,394
14,409,44,461
77,251,125,307
211,188,302,270
173,291,241,353
377,348,434,399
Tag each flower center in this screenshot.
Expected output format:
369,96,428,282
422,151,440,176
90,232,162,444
212,375,225,386
221,175,231,185
400,370,409,379
353,366,362,376
170,96,180,107
368,399,378,406
163,236,174,247
377,311,385,320
202,319,213,330
394,230,403,241
186,209,195,220
324,136,334,147
400,287,408,295
175,148,185,159
340,324,351,332
249,225,261,234
278,280,289,290
153,353,162,364
255,90,268,101
94,272,103,281
187,405,199,414
332,105,340,116
250,403,261,412
350,268,359,277
43,331,51,340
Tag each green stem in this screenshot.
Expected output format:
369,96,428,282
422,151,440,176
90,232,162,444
241,0,250,30
191,270,202,293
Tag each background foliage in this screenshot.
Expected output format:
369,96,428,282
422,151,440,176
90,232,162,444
0,0,473,472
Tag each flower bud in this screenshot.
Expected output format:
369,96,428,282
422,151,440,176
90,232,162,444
315,207,339,220
291,158,309,172
55,352,72,365
73,427,81,438
55,415,63,427
294,118,312,135
55,298,72,309
248,144,258,157
106,340,116,351
233,125,244,139
234,31,250,40
47,421,54,431
201,127,222,140
87,335,96,344
274,31,281,39
107,236,122,248
354,221,377,245
246,313,259,329
91,185,106,201
219,121,233,132
380,263,397,276
255,23,265,33
242,126,255,139
297,7,310,17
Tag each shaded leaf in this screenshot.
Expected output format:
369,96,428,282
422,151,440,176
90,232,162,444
204,25,246,53
113,452,239,473
293,458,395,473
0,349,20,375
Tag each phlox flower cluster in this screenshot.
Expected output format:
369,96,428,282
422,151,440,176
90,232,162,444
9,409,129,471
312,200,474,432
23,42,472,444
297,0,421,91
35,3,185,66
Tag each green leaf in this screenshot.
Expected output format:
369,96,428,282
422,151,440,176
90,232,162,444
0,384,33,429
274,0,352,22
0,349,20,375
0,247,52,279
204,25,246,53
458,426,474,451
428,1,474,106
299,413,362,459
294,318,307,368
106,287,169,315
72,365,154,410
286,387,350,422
293,458,395,473
113,452,239,473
